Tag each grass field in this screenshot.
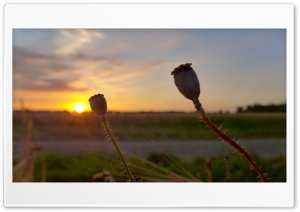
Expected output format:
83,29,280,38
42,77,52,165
13,111,286,182
26,152,285,182
13,111,286,141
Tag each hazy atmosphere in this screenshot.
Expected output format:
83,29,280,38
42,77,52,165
13,29,286,113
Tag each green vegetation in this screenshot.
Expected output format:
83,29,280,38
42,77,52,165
13,111,286,141
31,152,286,182
13,110,286,183
237,103,286,113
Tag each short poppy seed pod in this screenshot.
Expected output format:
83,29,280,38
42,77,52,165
171,63,200,106
89,94,107,117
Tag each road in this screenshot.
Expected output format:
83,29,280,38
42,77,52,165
13,139,286,160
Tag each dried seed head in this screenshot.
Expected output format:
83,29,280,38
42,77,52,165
206,158,212,169
133,175,142,182
89,94,107,117
171,63,200,106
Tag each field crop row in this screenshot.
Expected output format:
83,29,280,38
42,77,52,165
13,111,286,141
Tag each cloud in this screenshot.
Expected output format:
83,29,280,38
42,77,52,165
90,60,166,84
101,71,146,84
13,47,73,74
13,46,168,95
21,78,89,92
13,47,88,92
54,29,105,56
72,53,121,66
14,75,88,92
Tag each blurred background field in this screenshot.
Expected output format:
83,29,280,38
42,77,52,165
13,110,286,182
13,111,286,141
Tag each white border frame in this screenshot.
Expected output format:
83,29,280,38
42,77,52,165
3,4,294,207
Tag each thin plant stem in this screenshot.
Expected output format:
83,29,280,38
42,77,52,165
163,153,199,182
195,103,268,182
224,156,232,182
101,116,135,182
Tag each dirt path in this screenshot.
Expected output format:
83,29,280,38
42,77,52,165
13,139,286,160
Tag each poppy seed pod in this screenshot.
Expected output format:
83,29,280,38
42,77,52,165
171,63,201,106
89,94,107,117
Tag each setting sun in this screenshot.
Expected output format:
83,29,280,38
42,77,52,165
73,103,87,113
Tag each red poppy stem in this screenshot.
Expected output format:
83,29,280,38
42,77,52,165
195,103,268,182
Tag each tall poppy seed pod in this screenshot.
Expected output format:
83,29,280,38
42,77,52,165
89,94,107,117
171,63,200,106
171,64,269,182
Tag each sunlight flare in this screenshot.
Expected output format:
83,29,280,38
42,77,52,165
73,102,87,113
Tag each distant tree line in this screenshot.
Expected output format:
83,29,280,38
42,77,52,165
236,103,286,113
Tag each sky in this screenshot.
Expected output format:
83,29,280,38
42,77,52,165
13,29,286,113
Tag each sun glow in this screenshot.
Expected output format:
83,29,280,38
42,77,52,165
72,102,87,113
